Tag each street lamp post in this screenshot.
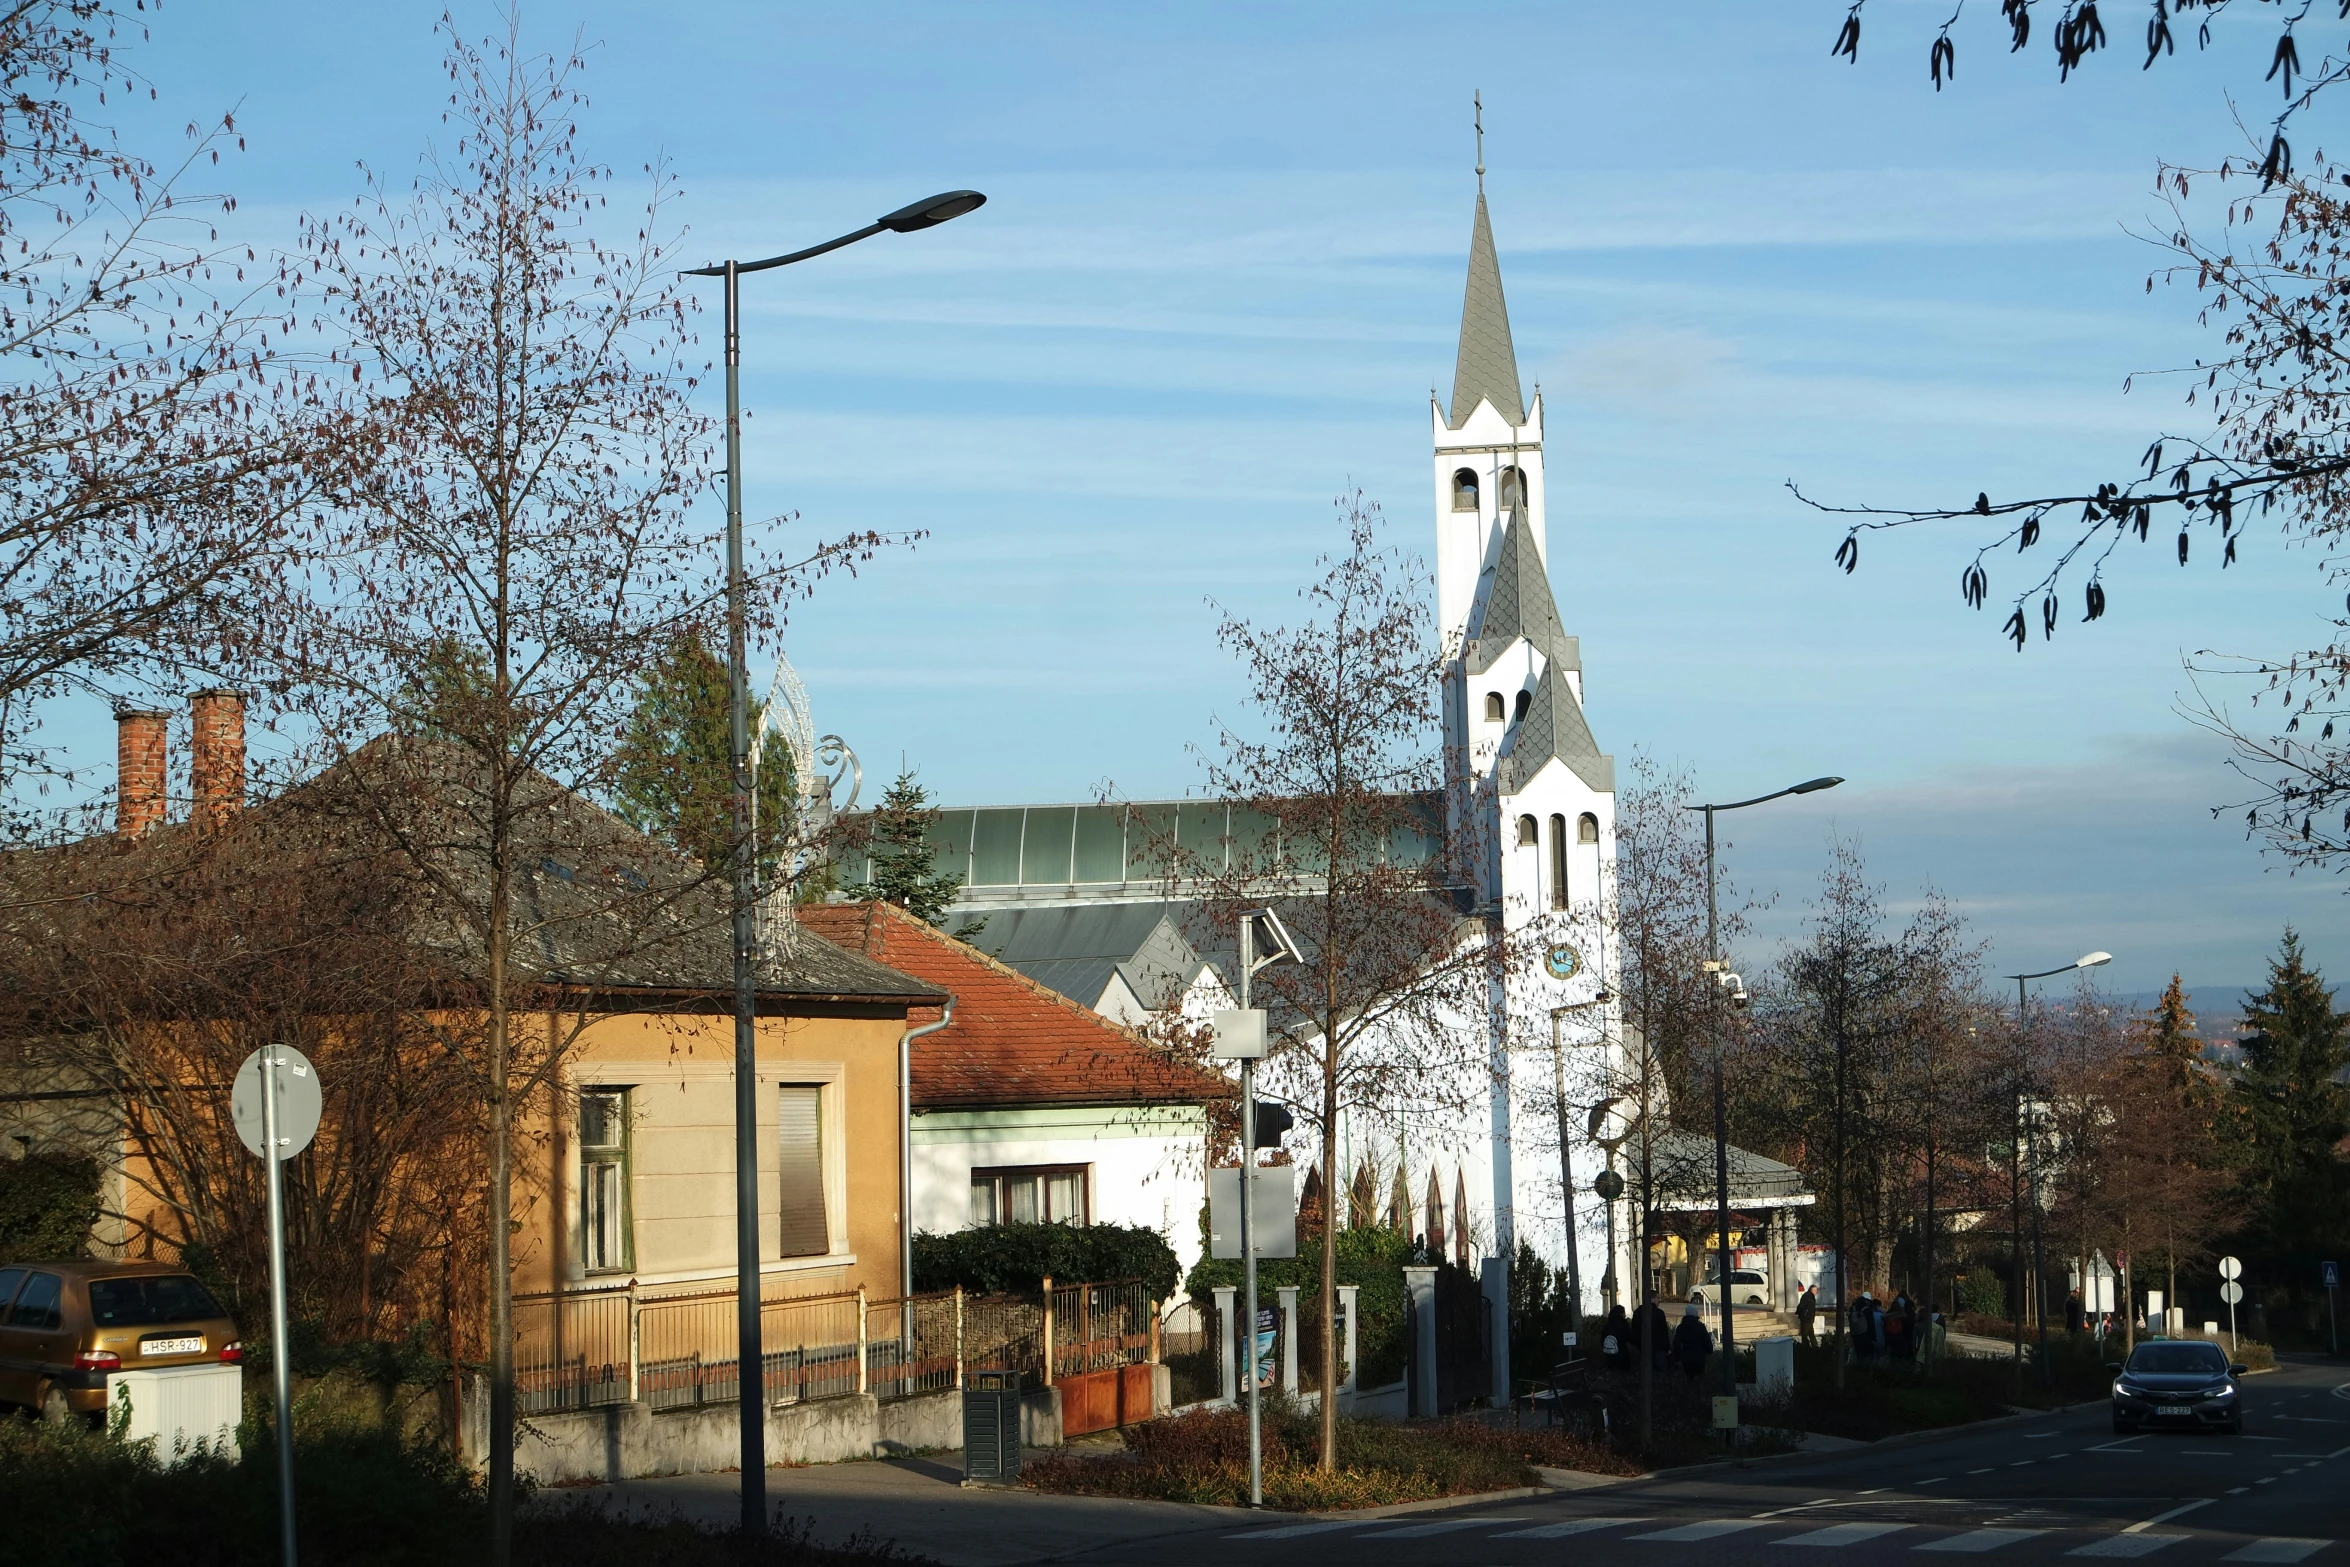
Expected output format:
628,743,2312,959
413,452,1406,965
2006,951,2111,1387
1550,994,1613,1328
684,189,984,1537
1686,777,1841,1442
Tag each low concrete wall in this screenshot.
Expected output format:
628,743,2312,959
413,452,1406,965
467,1380,1062,1486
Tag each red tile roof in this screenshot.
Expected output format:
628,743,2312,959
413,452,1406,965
796,902,1231,1112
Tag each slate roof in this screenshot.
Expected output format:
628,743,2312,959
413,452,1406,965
798,901,1230,1111
10,734,940,1009
1504,647,1614,797
951,902,1206,1013
1447,193,1525,430
1465,503,1576,678
1643,1128,1815,1209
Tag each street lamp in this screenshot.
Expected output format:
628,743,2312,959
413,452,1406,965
683,189,985,1536
1685,776,1841,1434
2006,950,2110,1386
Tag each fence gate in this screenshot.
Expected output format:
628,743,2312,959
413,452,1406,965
1048,1278,1156,1437
1432,1262,1489,1414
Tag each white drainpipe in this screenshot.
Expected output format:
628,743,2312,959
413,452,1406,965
900,997,955,1297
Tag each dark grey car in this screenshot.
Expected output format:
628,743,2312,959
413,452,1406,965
2109,1339,2246,1435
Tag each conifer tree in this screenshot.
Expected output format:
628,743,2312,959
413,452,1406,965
2231,931,2350,1266
2132,974,2214,1113
845,769,964,925
610,633,788,876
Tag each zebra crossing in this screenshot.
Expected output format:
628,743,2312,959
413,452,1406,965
1222,1512,2333,1562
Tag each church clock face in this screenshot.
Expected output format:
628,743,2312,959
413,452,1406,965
1544,943,1581,981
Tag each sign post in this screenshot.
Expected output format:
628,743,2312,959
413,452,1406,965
2218,1256,2243,1354
1213,907,1298,1510
2325,1261,2340,1356
233,1045,322,1567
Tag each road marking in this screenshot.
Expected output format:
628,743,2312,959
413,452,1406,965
2009,1461,2036,1468
1777,1523,1910,1548
2026,1432,2059,1439
2221,1543,2329,1564
1492,1517,1652,1539
1226,1522,1367,1539
2278,1453,2328,1457
2257,1477,2278,1485
1968,1468,1995,1475
2129,1501,2218,1533
1631,1520,1772,1542
1919,1529,2050,1553
2183,1450,2234,1456
1356,1518,1526,1538
1916,1477,1949,1486
2228,1487,2250,1494
2066,1535,2190,1558
2088,1441,2144,1452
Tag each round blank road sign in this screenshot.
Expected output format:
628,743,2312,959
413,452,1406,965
2218,1255,2243,1280
232,1045,322,1161
2219,1280,2245,1304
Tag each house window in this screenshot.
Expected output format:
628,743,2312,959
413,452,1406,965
1501,466,1526,508
1514,689,1532,723
1579,812,1600,845
777,1084,829,1257
1484,692,1504,722
1516,814,1537,848
1451,468,1479,512
970,1164,1090,1227
1549,814,1569,910
579,1089,631,1273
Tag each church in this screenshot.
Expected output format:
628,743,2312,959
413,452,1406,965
837,172,1813,1330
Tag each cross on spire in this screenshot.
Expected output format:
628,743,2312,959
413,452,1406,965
1474,89,1485,191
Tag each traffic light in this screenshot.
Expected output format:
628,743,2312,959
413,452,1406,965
1251,1101,1294,1149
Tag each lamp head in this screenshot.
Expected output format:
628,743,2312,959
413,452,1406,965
2076,951,2113,969
1790,776,1844,795
878,189,988,232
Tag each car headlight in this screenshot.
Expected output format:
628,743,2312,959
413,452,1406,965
2206,1384,2236,1400
2115,1382,2148,1400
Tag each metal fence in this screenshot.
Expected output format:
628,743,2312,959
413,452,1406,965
513,1287,633,1415
513,1279,1154,1416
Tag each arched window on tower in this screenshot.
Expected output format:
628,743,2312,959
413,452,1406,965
1578,812,1599,845
1548,814,1568,910
1451,469,1479,512
1513,689,1532,723
1516,814,1537,848
1484,692,1504,722
1500,466,1526,509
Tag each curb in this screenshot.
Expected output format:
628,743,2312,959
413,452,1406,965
1306,1484,1551,1520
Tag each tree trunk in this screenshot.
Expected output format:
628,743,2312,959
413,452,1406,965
486,858,515,1567
1318,1039,1340,1471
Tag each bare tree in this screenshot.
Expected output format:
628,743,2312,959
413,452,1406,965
0,3,320,809
230,19,892,1556
1176,492,1523,1471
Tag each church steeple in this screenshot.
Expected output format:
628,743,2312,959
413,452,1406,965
1447,193,1523,430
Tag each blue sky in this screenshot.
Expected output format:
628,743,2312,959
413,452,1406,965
65,2,2350,1001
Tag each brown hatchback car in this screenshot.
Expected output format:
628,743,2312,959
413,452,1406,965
0,1261,241,1424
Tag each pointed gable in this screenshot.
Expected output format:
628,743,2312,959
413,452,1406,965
1503,655,1613,797
1465,505,1576,678
1447,193,1524,430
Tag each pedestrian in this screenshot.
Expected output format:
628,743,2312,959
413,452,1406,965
1602,1303,1632,1371
1634,1290,1671,1378
1797,1283,1819,1348
1673,1300,1714,1383
1849,1289,1879,1366
1927,1309,1947,1366
1886,1293,1916,1366
2064,1288,2085,1335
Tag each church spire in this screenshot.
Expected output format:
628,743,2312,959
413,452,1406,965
1447,190,1524,430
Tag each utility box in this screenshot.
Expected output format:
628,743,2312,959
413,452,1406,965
1753,1335,1795,1400
961,1370,1022,1487
106,1363,242,1463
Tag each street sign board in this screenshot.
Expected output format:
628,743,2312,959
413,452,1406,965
232,1046,321,1161
2218,1255,2243,1281
2114,1250,2129,1272
2219,1281,2244,1305
2326,1261,2341,1289
1209,1165,1297,1260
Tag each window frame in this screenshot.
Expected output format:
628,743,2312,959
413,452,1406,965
969,1162,1092,1228
577,1086,634,1276
1451,468,1480,512
776,1081,834,1259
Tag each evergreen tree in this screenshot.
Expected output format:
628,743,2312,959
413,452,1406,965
2132,974,2219,1116
2230,931,2350,1264
610,634,789,876
844,769,963,925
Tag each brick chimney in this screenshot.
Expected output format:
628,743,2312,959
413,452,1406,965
189,688,246,830
115,707,169,837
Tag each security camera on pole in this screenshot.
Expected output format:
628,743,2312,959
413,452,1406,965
231,1044,323,1567
1212,907,1301,1509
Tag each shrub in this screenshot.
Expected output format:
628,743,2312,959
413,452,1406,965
1955,1269,2008,1319
0,1150,102,1262
911,1222,1178,1300
1185,1225,1414,1389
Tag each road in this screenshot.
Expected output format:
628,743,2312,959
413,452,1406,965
1066,1357,2350,1567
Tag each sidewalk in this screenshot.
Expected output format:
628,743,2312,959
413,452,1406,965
558,1451,1257,1566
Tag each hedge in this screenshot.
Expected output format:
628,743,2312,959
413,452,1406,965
911,1222,1179,1300
0,1150,102,1263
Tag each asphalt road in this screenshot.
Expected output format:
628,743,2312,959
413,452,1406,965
1068,1357,2350,1567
